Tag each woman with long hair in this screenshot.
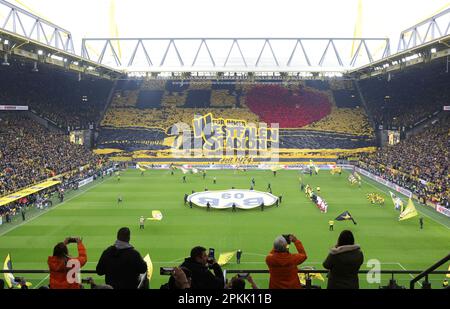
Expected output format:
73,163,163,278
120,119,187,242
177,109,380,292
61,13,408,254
48,237,87,289
323,230,364,289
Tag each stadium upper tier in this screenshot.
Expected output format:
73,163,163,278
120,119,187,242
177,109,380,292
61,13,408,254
0,62,112,130
359,57,450,129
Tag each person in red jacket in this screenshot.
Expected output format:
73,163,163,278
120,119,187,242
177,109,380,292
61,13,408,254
265,234,307,289
47,237,87,289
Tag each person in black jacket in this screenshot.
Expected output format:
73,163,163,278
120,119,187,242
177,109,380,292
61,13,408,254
322,230,364,289
96,227,147,289
180,246,224,289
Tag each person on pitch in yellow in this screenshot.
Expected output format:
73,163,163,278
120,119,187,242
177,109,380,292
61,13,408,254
317,187,321,193
329,220,334,231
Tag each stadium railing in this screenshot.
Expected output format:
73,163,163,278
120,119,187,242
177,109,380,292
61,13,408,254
1,268,449,289
410,253,450,289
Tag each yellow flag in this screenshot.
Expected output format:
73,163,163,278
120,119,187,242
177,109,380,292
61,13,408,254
298,272,325,285
399,198,418,221
143,254,153,280
298,273,307,285
217,251,235,266
311,272,325,282
147,210,163,221
3,254,14,288
3,254,32,288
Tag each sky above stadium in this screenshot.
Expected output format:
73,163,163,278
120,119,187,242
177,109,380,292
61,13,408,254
4,0,450,68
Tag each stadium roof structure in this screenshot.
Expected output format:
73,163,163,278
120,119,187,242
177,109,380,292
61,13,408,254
349,8,450,79
348,34,450,80
1,0,449,80
80,37,391,74
0,0,122,79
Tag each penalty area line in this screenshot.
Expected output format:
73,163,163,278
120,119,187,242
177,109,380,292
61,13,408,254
397,262,422,287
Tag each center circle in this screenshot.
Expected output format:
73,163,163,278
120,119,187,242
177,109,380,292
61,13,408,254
187,189,278,209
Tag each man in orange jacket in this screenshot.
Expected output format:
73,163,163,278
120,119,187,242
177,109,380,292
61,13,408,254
265,234,307,289
48,237,87,289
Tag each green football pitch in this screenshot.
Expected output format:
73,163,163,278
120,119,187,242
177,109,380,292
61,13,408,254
1,169,449,289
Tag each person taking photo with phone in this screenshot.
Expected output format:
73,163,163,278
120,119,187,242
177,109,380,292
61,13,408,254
180,246,224,289
265,234,307,289
47,237,87,289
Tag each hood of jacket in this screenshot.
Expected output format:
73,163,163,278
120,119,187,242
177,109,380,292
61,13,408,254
104,241,135,258
329,244,360,255
114,240,133,250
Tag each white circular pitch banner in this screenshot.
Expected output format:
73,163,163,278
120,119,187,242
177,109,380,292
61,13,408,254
188,189,278,209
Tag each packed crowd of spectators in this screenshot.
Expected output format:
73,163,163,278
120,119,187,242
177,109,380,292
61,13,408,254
279,129,375,149
358,115,450,208
102,80,370,138
101,79,376,150
0,113,103,196
97,128,170,152
359,58,449,129
245,85,332,128
301,107,374,136
101,107,260,129
0,63,112,130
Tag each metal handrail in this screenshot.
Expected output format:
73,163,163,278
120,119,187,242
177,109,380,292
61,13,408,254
1,268,449,289
1,269,449,275
410,253,450,289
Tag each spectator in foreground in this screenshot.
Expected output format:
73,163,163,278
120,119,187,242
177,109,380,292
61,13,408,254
180,246,224,289
322,230,364,289
265,234,307,289
96,227,147,289
160,267,192,289
226,275,259,290
47,237,87,289
82,277,114,289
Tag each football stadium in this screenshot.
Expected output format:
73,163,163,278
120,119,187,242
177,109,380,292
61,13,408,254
0,0,449,297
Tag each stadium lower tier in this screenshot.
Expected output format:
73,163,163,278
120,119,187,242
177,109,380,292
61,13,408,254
96,128,376,152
